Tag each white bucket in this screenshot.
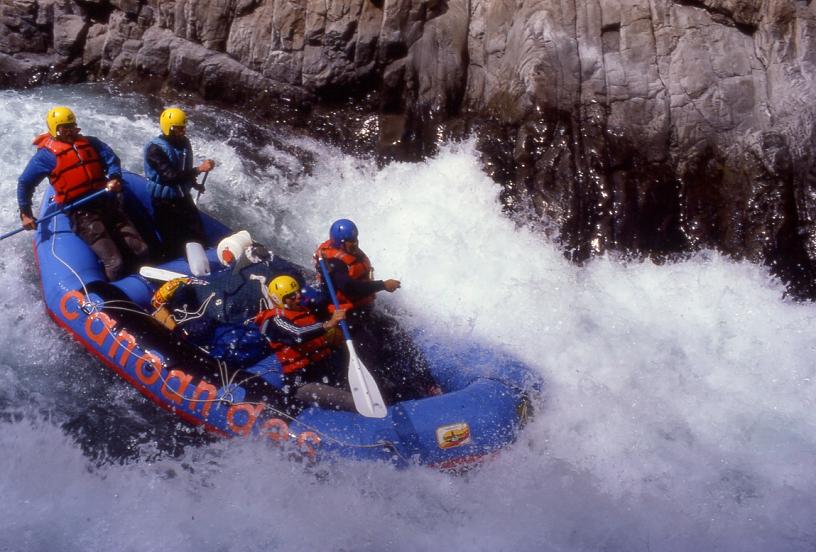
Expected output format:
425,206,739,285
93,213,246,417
216,230,252,266
185,242,211,276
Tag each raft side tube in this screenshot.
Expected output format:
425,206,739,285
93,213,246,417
289,378,524,465
420,336,539,393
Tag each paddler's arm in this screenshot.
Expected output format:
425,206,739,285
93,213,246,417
17,148,55,229
328,259,400,297
267,315,325,345
87,136,123,181
145,142,210,187
146,143,195,186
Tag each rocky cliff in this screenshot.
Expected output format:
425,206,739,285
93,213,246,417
3,0,816,296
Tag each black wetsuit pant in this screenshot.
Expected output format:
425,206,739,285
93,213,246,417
69,194,149,281
347,308,438,404
152,195,204,260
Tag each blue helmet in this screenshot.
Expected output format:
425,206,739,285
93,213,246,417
330,219,358,246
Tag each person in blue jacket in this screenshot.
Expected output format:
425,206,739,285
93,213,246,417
144,107,215,259
18,106,148,281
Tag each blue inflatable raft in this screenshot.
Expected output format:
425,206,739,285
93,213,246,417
34,171,536,468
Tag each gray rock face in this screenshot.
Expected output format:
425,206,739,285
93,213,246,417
3,0,816,295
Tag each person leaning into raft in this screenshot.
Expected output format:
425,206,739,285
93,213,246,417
314,218,442,400
144,107,216,259
17,106,149,281
255,275,358,410
152,231,309,369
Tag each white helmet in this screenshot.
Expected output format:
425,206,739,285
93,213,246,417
216,230,252,265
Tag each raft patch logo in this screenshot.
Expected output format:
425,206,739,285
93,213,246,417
436,422,471,449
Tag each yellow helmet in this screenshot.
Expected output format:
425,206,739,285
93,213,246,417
268,275,300,306
160,107,187,136
46,106,77,137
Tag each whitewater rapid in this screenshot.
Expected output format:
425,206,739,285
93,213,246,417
0,85,814,552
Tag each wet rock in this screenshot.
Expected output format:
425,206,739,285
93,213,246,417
53,14,88,56
0,0,49,55
2,0,816,296
82,23,108,66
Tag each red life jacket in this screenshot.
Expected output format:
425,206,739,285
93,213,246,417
314,239,375,309
256,307,332,374
34,133,106,204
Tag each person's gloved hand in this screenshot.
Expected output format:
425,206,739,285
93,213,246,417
106,178,122,192
323,309,346,330
197,159,215,173
383,279,401,292
19,210,36,231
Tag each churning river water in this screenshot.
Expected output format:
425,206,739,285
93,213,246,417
0,85,814,552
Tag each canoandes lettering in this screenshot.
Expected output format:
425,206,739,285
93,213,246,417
58,289,320,455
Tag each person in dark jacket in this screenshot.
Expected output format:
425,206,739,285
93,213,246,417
143,107,215,259
256,274,353,411
314,219,441,401
17,106,148,281
314,218,400,311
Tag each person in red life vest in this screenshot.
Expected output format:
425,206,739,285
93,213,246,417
256,275,346,374
143,107,216,259
17,106,149,281
314,218,400,311
256,275,357,410
314,219,442,401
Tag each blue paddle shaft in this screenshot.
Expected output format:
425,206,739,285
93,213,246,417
1,188,109,241
317,256,353,342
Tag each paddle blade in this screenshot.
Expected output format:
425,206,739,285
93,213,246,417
346,340,387,418
139,266,188,281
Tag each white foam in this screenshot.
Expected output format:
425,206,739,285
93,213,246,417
1,86,815,551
